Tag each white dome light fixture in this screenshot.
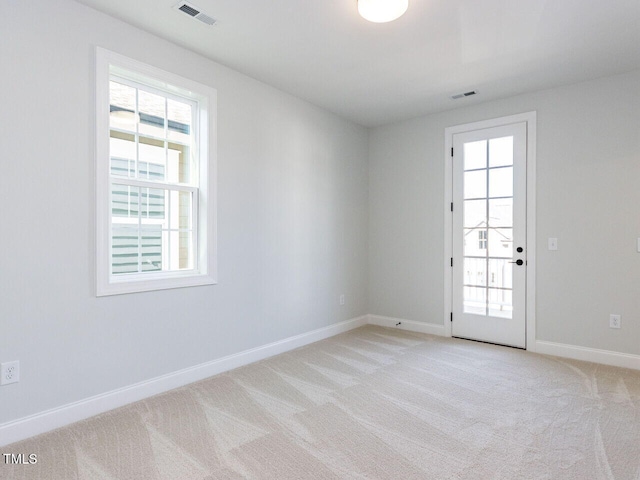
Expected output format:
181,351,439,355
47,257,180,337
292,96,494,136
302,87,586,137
358,0,408,23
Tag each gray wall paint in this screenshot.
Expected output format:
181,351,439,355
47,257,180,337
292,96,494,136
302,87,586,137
369,70,640,355
0,0,369,424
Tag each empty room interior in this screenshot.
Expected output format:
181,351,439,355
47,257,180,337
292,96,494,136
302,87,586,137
2,0,640,478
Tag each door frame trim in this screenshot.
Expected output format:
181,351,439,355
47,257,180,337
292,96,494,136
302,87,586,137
443,112,537,351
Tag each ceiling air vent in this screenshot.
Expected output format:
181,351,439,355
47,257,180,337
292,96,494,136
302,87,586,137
451,90,477,100
173,1,217,26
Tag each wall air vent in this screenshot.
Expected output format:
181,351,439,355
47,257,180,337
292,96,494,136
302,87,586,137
451,90,477,100
173,1,217,26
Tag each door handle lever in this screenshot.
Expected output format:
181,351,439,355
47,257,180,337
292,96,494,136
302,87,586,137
510,259,524,266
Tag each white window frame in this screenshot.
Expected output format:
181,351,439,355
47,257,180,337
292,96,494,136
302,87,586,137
96,47,217,296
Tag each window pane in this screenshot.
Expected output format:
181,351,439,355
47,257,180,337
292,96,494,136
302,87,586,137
139,136,165,181
178,231,194,270
170,190,192,230
488,167,513,198
489,198,513,228
111,225,163,275
112,225,139,275
138,90,166,138
141,227,162,272
488,258,512,289
167,99,191,144
464,140,486,170
110,131,135,177
488,228,513,257
488,288,512,318
489,136,513,167
464,170,487,199
167,142,191,184
463,199,486,228
111,184,139,219
110,82,137,132
464,286,486,315
141,188,166,221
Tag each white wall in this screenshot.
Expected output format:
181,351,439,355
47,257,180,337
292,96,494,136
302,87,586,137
0,0,369,425
369,69,640,355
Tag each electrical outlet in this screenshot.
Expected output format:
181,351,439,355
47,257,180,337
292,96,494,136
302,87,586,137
339,294,345,306
1,361,20,385
609,314,621,329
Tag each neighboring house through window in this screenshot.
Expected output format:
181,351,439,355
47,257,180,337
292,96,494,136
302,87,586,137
478,230,487,249
96,48,217,296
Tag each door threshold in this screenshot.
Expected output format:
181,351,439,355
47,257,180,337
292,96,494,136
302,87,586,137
452,336,525,350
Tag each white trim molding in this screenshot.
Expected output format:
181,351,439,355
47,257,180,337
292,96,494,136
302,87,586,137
0,315,367,447
367,314,446,336
535,341,640,371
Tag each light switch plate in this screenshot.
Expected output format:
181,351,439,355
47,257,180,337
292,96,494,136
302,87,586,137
548,238,558,251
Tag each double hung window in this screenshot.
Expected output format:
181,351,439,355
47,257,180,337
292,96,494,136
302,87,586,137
96,48,216,296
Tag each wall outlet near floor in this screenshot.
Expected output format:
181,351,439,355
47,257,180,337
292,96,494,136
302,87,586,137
609,314,621,329
1,361,20,385
339,294,345,306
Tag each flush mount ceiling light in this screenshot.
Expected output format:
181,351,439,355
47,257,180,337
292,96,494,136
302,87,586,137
358,0,408,23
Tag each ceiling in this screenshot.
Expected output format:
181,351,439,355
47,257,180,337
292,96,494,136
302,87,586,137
75,0,640,127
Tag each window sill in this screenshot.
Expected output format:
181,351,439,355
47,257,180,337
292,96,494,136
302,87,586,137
96,273,216,297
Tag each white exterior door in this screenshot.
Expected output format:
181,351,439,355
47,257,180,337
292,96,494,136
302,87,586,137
452,122,527,348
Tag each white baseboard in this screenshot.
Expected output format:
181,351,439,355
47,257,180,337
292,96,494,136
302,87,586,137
368,315,640,371
6,315,637,447
0,315,368,447
367,314,446,336
535,340,640,370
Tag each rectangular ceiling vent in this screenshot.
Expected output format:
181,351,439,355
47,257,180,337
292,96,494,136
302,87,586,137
173,2,217,26
451,90,477,100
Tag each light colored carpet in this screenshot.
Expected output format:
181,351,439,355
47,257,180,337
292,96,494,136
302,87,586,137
3,325,640,479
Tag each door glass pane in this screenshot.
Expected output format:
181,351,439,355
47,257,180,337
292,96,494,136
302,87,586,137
489,198,513,227
464,140,487,170
464,257,486,287
464,229,488,257
489,136,513,167
488,259,512,289
464,200,486,228
464,170,487,199
488,167,513,198
488,228,513,257
488,288,512,318
464,286,486,315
